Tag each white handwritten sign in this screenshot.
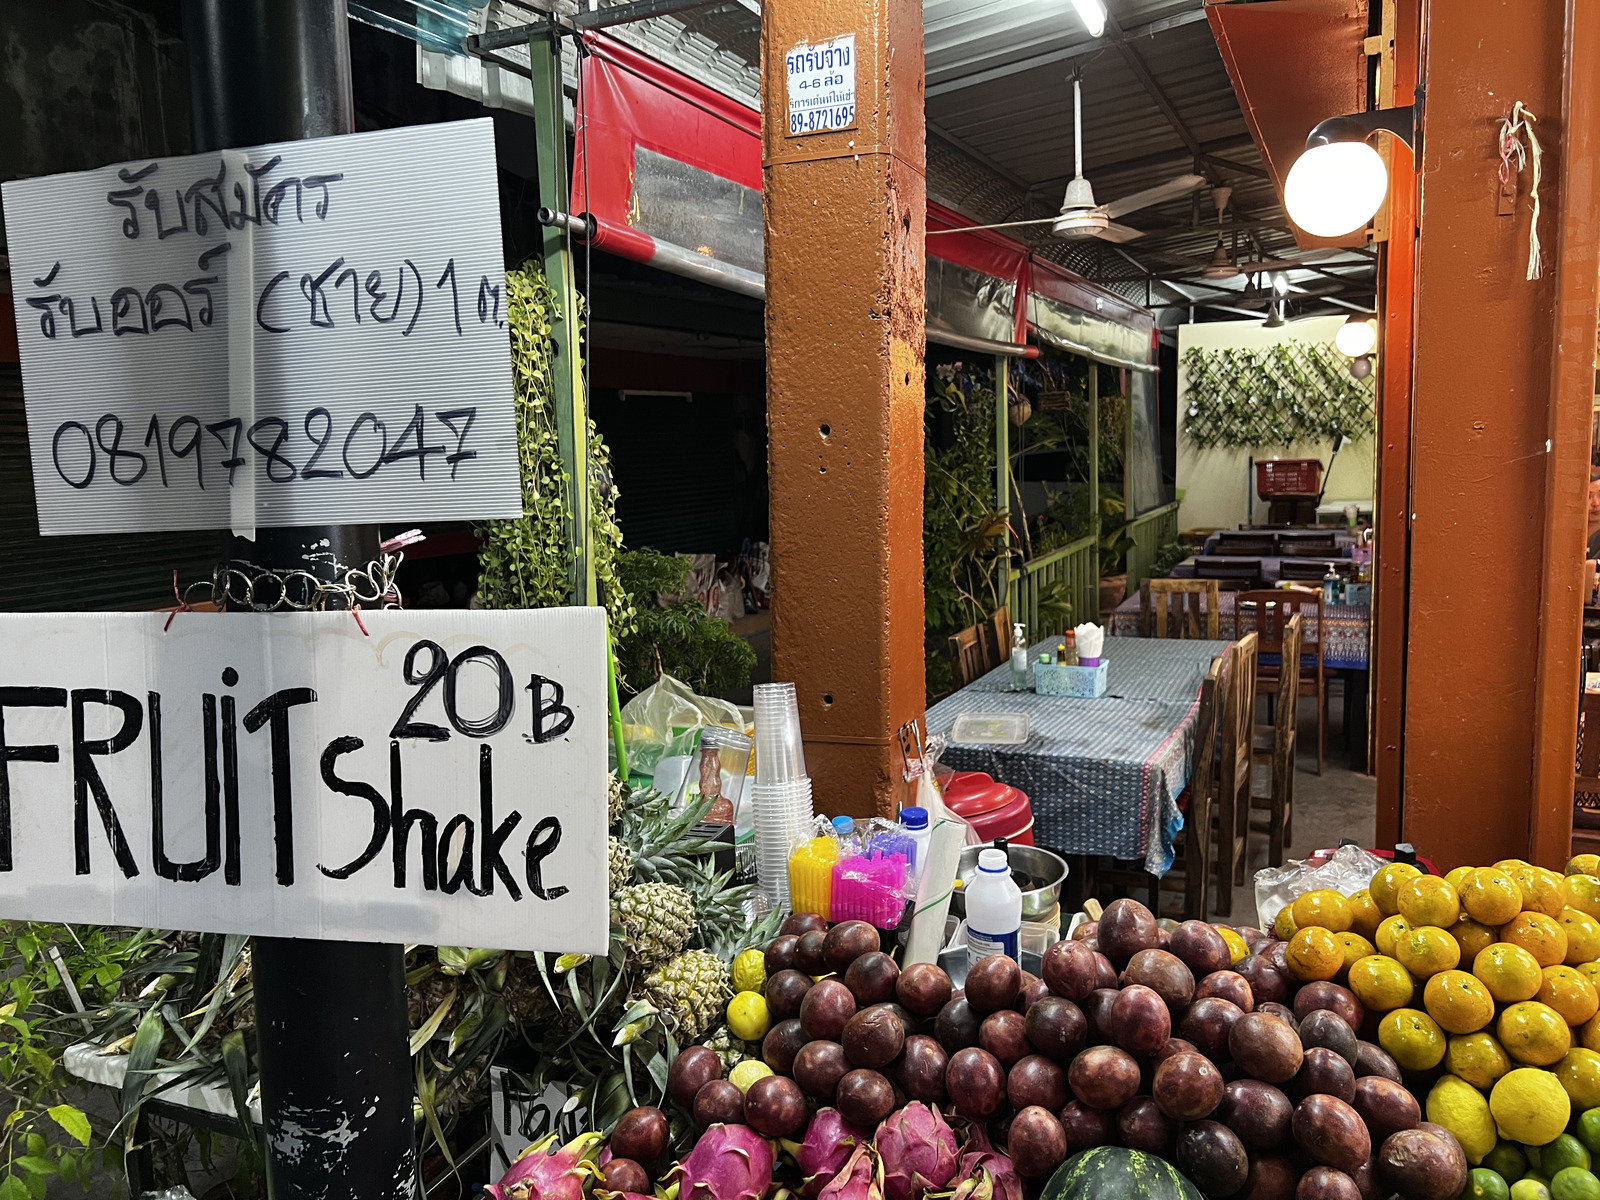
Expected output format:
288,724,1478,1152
785,35,857,136
1,119,522,536
0,608,607,953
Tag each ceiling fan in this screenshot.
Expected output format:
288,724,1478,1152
1185,186,1305,280
927,75,1206,243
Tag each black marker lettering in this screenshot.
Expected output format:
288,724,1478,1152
148,691,221,883
437,814,479,896
317,736,389,880
478,744,521,900
389,740,437,891
523,816,568,901
69,690,142,879
0,688,67,872
526,675,575,743
242,687,317,886
221,692,240,885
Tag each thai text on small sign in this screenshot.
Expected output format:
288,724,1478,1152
0,609,608,954
785,35,857,136
1,119,523,536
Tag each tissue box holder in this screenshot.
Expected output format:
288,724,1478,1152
1035,660,1108,698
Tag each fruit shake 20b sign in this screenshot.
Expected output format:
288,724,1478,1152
0,608,608,954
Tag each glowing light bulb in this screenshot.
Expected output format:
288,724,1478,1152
1072,0,1107,38
1335,318,1378,358
1284,141,1390,237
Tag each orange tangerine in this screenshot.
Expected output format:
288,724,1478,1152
1567,856,1600,878
1447,1031,1513,1090
1424,969,1496,1034
1274,905,1299,941
1452,916,1499,962
1395,925,1461,978
1523,869,1571,919
1399,876,1462,928
1503,911,1570,969
1474,942,1545,1003
1378,1007,1448,1071
1348,889,1383,940
1287,926,1345,982
1538,965,1600,1026
1578,960,1600,985
1376,914,1414,958
1217,927,1249,964
1494,858,1533,874
1372,862,1424,918
1559,907,1600,965
1348,954,1415,1012
1334,932,1377,977
1461,868,1525,926
1497,1000,1573,1066
1565,873,1600,921
1579,1013,1600,1053
1293,889,1354,935
1446,865,1474,891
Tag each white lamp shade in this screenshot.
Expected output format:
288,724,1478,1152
1284,141,1390,237
1335,318,1378,358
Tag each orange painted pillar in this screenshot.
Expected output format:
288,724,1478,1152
1402,1,1600,868
760,0,926,816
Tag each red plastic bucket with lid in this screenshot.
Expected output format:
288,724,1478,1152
943,772,1035,846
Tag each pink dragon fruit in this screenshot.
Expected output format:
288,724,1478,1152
787,1108,873,1198
941,1146,1023,1200
876,1103,960,1200
484,1131,604,1200
818,1143,885,1200
666,1122,775,1200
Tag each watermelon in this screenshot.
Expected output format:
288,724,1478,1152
1040,1147,1205,1200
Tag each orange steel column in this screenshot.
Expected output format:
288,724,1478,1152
760,0,926,816
1403,0,1600,868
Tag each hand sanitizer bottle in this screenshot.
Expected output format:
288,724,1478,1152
1009,621,1029,691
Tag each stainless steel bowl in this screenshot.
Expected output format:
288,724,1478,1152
948,843,1068,920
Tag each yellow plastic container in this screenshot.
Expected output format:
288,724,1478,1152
789,837,838,917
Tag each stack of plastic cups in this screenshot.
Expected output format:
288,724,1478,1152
752,683,814,911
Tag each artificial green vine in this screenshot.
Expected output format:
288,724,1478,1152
1182,342,1374,449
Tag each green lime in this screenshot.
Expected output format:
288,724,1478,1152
1513,1180,1554,1200
1578,1110,1600,1158
1545,1137,1593,1178
1489,1143,1533,1182
1551,1169,1600,1200
1472,1169,1513,1200
1533,1149,1548,1174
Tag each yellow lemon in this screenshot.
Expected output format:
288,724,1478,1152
1287,926,1345,982
1428,1074,1498,1165
1555,1048,1600,1110
1524,870,1572,920
728,1059,773,1092
1294,889,1354,935
1349,889,1383,940
1425,970,1496,1034
726,990,772,1042
1566,874,1600,921
1490,1067,1572,1146
1463,868,1526,926
1446,865,1475,891
1454,916,1501,962
1335,932,1377,977
1504,912,1570,969
1379,1007,1448,1071
1540,965,1600,1026
1396,925,1462,978
1274,905,1299,941
1567,856,1600,878
1448,1031,1514,1090
1377,914,1415,958
1475,943,1546,1003
731,948,767,994
1400,876,1464,929
1217,927,1250,964
1559,908,1600,966
1350,954,1416,1012
1497,1001,1574,1067
1373,862,1425,917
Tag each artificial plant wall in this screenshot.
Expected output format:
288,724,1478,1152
1181,342,1375,450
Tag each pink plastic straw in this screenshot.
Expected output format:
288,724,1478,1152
830,852,907,925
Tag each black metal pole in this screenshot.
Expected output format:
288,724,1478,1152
180,1,416,1195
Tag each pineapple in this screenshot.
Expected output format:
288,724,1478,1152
613,882,695,967
706,1024,756,1072
641,949,731,1040
608,772,626,828
609,836,633,892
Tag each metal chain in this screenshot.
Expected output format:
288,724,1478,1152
180,552,405,613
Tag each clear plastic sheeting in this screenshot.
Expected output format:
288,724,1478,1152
351,0,485,54
1125,368,1170,515
632,148,764,274
1028,292,1157,374
926,257,1018,348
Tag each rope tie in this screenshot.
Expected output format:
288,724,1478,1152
1499,101,1543,281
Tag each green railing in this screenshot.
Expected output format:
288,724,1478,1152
1009,534,1098,636
1124,501,1181,590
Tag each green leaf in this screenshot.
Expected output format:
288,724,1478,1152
220,1031,260,1164
0,1177,29,1200
11,1157,54,1177
119,1007,165,1123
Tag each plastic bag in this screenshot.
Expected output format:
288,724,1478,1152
619,673,744,781
911,733,982,847
1253,844,1386,933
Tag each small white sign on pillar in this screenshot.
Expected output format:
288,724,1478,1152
0,608,608,954
785,35,857,137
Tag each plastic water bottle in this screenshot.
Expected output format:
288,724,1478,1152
900,806,931,885
1009,621,1029,691
965,847,1023,968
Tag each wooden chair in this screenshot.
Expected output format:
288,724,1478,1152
1215,632,1258,916
1158,659,1223,920
1575,691,1600,857
1239,587,1328,774
1250,613,1303,867
980,605,1012,673
947,625,988,689
1279,558,1356,583
1140,579,1222,639
1195,557,1264,592
1213,532,1278,556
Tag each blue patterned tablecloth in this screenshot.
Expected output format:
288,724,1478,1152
926,638,1229,875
